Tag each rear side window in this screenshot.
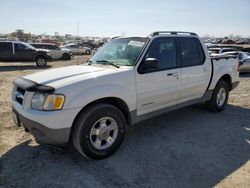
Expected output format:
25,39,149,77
36,44,47,49
180,38,205,67
32,44,42,48
222,48,237,53
0,42,12,52
45,45,54,50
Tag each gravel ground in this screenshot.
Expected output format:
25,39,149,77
0,57,249,188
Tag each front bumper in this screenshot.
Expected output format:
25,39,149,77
12,78,82,145
12,107,71,145
231,81,240,90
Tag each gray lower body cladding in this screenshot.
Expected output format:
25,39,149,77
13,108,70,145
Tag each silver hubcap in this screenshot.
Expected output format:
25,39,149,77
216,88,226,107
90,117,118,150
37,58,45,66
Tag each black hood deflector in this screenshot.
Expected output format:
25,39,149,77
14,77,55,93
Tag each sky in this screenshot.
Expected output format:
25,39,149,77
0,0,250,37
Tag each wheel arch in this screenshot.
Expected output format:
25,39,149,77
35,54,48,61
69,97,131,141
218,74,232,91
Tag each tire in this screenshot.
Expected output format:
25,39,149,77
35,56,47,67
62,53,71,60
205,80,229,112
72,104,126,160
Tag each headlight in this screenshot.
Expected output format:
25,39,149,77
31,93,46,110
31,93,65,111
46,52,52,57
43,94,65,110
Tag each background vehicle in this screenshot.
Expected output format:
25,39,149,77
209,47,239,55
0,41,52,67
238,51,250,72
12,31,239,160
61,43,91,55
30,43,72,60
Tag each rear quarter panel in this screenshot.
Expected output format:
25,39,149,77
209,58,239,90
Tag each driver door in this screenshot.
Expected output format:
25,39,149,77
14,43,34,61
50,45,62,59
136,37,181,116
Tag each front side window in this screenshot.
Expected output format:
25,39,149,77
90,37,148,66
15,43,27,51
144,38,177,70
34,44,44,49
54,45,60,50
180,38,204,67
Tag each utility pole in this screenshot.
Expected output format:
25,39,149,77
77,21,79,37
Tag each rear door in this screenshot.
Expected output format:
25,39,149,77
136,37,181,116
178,37,211,103
0,42,14,60
51,45,63,59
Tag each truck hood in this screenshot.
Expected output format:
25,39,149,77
35,48,50,53
23,65,126,88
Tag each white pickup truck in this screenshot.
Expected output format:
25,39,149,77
12,31,239,159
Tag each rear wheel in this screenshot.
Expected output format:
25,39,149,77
205,80,229,112
35,56,47,67
62,53,71,60
72,104,126,160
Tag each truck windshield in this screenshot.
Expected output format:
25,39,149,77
90,37,148,66
23,43,36,50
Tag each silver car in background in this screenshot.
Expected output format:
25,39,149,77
31,43,72,60
61,43,91,55
239,52,250,72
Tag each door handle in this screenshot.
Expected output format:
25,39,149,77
203,67,208,72
167,72,179,79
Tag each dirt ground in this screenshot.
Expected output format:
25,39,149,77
0,57,249,188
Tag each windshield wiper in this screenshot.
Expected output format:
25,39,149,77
96,60,120,68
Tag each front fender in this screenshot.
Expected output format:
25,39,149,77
64,84,136,111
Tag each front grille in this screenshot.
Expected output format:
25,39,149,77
17,87,25,95
15,87,26,105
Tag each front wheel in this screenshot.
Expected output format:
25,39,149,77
72,104,126,160
35,56,47,67
205,80,229,112
62,53,71,60
86,50,91,55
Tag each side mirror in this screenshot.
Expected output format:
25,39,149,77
143,58,159,69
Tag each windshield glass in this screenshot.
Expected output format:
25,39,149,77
23,43,36,50
90,37,148,66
